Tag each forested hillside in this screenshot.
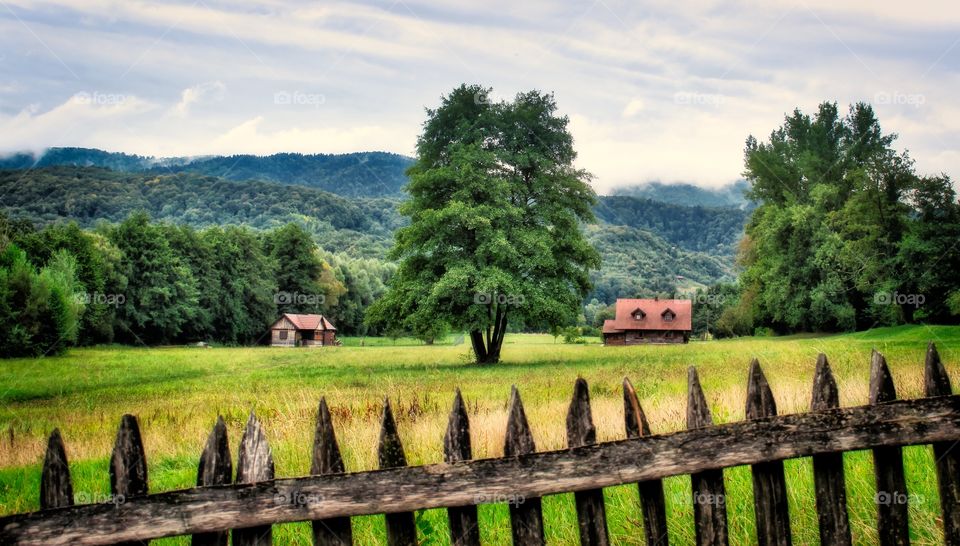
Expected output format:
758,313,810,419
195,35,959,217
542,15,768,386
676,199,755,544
0,147,414,197
611,180,751,208
0,166,743,306
595,195,748,255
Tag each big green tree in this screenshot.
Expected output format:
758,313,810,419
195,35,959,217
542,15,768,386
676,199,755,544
734,102,960,333
368,85,599,363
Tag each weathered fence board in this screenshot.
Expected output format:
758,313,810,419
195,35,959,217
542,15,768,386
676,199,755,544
810,354,852,546
444,389,480,546
192,417,232,546
233,412,274,546
745,360,792,546
379,399,417,546
924,343,960,545
312,397,353,546
110,414,149,546
40,429,73,510
687,367,729,546
623,378,669,546
504,386,545,546
567,378,610,546
870,351,910,546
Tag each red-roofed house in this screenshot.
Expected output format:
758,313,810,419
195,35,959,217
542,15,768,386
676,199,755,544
602,298,692,345
269,313,339,347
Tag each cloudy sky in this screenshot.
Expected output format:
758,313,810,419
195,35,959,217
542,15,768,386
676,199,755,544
0,0,957,192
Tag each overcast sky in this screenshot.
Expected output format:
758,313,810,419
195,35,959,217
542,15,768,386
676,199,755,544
0,0,957,192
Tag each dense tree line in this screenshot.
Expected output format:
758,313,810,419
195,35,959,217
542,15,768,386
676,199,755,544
715,102,960,335
0,212,391,356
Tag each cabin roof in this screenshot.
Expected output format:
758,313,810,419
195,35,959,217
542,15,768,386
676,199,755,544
273,313,337,331
604,298,692,332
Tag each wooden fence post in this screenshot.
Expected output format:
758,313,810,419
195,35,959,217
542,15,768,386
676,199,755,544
924,343,960,545
623,378,669,546
870,350,910,546
567,378,609,546
687,367,729,546
312,397,353,546
379,399,417,546
444,389,480,546
111,414,150,546
234,412,274,546
40,428,73,509
745,360,791,546
192,417,232,546
810,354,852,546
504,386,545,546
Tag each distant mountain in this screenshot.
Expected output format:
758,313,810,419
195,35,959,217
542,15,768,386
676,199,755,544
0,166,742,300
595,195,749,255
611,180,752,208
0,147,414,198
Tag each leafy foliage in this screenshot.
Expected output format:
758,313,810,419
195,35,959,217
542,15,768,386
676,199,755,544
368,85,600,362
732,102,960,333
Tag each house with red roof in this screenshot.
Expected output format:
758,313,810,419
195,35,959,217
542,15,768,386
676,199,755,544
602,298,692,345
269,313,339,347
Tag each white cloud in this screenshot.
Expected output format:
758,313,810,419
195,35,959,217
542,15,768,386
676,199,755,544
173,81,226,117
622,98,645,118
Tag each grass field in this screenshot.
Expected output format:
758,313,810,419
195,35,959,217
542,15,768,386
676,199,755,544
1,325,958,544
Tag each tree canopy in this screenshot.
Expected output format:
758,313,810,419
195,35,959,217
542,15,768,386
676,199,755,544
367,85,600,363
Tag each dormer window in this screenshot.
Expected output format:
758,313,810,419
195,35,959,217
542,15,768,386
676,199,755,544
631,308,646,321
662,309,675,322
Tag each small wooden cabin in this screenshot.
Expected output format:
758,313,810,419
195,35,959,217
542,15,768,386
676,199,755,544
602,298,692,345
269,313,338,347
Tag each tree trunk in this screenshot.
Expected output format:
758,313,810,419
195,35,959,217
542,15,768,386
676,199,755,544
470,317,507,364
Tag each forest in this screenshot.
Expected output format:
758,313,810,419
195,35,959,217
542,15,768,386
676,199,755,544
0,213,392,356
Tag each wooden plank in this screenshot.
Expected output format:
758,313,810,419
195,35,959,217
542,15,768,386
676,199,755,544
443,389,479,546
379,399,417,546
3,395,960,546
111,414,149,546
40,429,73,509
924,343,960,545
311,397,353,546
192,417,232,546
810,354,851,546
233,412,274,546
687,367,729,546
504,386,544,546
567,378,609,546
870,350,910,546
745,360,791,546
623,378,669,546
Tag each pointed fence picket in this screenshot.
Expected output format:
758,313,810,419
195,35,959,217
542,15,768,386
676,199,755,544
2,344,960,546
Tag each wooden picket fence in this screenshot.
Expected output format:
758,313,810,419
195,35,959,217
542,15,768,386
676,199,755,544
1,344,959,546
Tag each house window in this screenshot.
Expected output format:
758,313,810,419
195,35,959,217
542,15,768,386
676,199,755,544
663,311,675,322
665,331,673,338
279,330,288,340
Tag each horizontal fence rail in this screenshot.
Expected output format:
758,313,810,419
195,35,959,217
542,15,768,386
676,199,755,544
0,343,958,546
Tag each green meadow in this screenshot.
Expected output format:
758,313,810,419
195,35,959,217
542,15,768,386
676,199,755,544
1,325,958,545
